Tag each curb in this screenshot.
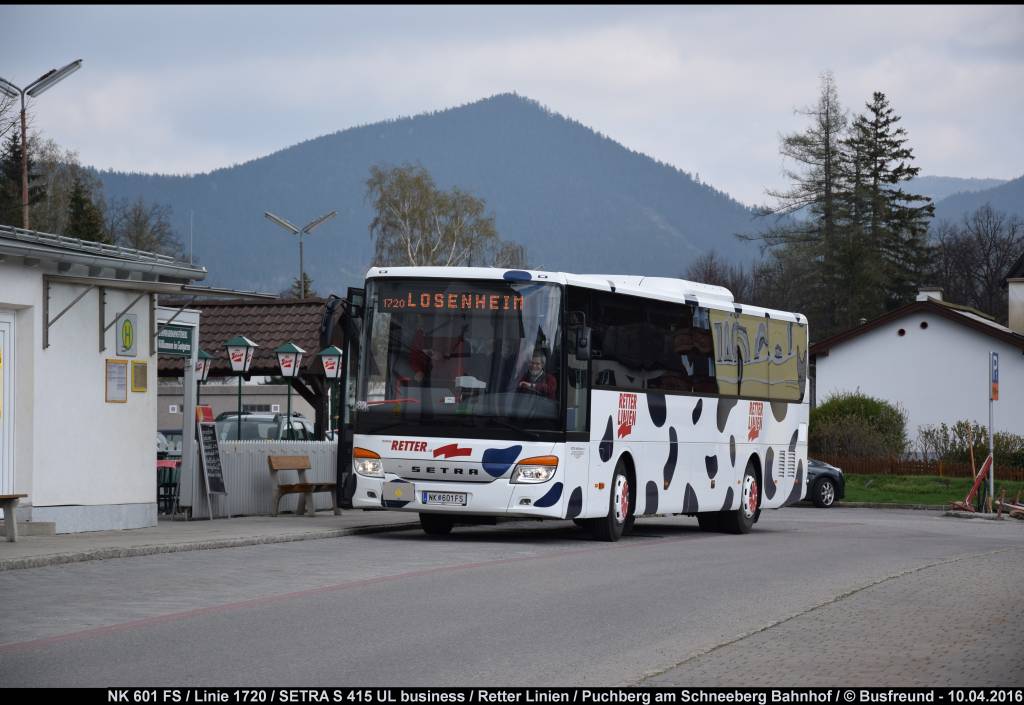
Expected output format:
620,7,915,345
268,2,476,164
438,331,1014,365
943,510,1020,521
787,502,947,511
0,521,420,572
836,502,947,511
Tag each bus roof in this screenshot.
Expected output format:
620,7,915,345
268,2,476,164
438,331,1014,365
364,266,805,324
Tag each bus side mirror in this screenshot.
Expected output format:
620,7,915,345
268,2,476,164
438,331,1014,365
575,326,591,360
346,287,365,319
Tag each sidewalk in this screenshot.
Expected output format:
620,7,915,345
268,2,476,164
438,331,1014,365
0,510,420,572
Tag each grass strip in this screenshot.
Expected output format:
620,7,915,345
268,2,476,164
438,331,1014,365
844,473,1024,506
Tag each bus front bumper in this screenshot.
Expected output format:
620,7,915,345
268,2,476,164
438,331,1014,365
353,474,568,519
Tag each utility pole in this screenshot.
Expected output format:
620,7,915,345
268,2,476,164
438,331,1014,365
264,210,337,298
0,60,83,230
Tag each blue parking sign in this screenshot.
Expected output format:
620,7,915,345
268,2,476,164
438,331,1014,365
991,352,999,401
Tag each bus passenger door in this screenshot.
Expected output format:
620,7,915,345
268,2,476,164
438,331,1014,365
565,300,592,519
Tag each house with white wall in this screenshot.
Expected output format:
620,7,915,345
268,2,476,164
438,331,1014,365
811,285,1024,448
0,225,207,533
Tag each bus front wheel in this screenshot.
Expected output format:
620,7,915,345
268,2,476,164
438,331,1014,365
591,462,633,542
420,513,454,536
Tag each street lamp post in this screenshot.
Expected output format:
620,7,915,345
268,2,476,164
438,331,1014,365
263,210,337,298
316,346,344,436
275,342,305,439
225,336,258,441
0,60,82,230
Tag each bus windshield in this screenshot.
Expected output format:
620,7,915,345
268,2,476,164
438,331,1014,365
356,278,563,435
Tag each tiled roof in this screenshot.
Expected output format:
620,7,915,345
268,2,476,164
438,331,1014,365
157,297,346,377
810,298,1024,356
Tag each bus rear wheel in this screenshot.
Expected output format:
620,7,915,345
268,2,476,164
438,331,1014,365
420,513,454,536
720,463,759,534
591,462,632,542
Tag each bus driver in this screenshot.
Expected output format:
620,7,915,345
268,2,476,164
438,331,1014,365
518,351,557,399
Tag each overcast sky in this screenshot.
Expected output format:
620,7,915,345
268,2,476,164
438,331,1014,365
2,5,1022,206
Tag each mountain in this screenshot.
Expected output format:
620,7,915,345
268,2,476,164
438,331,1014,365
932,174,1024,224
909,176,1008,204
95,93,769,294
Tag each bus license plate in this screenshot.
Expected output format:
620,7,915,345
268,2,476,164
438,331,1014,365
423,491,467,506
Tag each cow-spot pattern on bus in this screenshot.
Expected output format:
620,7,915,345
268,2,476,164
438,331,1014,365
589,389,805,520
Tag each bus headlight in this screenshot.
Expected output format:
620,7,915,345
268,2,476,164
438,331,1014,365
353,447,383,478
510,455,559,484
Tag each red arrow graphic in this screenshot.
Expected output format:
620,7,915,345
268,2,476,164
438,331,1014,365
433,443,472,459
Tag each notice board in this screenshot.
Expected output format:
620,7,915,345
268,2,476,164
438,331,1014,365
196,422,227,495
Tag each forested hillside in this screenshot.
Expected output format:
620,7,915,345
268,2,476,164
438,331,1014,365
96,93,767,293
933,175,1024,225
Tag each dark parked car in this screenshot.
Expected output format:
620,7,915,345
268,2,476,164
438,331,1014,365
805,458,845,508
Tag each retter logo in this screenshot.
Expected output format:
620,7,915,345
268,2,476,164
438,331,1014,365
748,401,764,441
433,443,472,459
617,393,637,438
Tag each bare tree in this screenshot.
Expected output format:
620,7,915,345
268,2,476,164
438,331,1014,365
486,240,529,269
366,164,501,267
683,250,758,303
0,94,16,142
108,196,183,257
927,205,1023,323
28,137,106,236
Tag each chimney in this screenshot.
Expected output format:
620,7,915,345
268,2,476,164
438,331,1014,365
916,287,943,302
1009,278,1024,335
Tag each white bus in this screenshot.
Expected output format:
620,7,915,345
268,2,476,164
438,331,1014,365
352,267,809,540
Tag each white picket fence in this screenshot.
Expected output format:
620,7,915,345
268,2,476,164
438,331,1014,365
186,441,338,519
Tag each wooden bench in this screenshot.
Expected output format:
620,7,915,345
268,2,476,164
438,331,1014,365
267,456,339,517
0,494,28,542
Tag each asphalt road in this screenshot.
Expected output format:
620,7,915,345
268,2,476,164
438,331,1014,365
1,508,1021,687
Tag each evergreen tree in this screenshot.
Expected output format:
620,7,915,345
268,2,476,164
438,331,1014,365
0,130,48,228
0,132,19,226
288,272,316,299
744,80,935,340
66,173,108,243
843,92,934,310
750,72,848,335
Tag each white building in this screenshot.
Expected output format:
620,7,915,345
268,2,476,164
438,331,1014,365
811,286,1024,445
0,225,207,533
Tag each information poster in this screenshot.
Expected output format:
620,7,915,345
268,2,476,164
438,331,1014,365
131,361,148,392
105,359,128,403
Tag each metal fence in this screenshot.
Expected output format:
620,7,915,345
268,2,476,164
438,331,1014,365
817,454,1024,482
188,441,338,519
